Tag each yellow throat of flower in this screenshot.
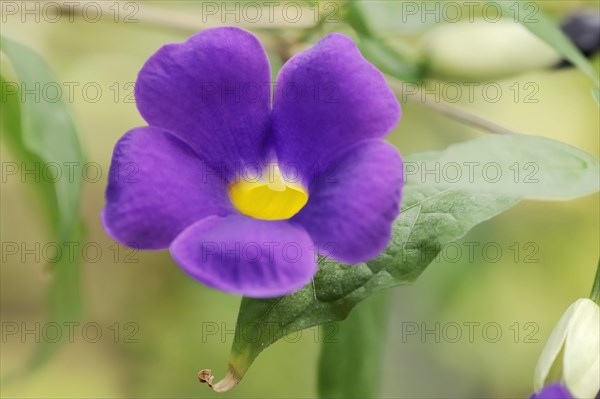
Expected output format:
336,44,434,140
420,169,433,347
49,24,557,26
228,164,308,220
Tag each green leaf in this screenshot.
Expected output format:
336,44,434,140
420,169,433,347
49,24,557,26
1,36,85,375
346,1,437,35
198,169,520,392
357,36,423,83
592,88,600,106
1,35,84,239
342,0,372,37
343,1,423,83
318,291,391,399
492,0,599,87
590,260,600,306
0,74,60,226
23,223,85,373
405,134,599,200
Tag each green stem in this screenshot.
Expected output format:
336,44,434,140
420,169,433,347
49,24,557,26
317,291,391,398
387,76,520,135
590,260,600,305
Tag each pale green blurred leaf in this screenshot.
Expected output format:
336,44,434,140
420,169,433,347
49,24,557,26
0,36,85,374
348,0,436,35
592,88,600,106
344,0,423,82
1,35,84,239
407,134,599,199
358,36,423,83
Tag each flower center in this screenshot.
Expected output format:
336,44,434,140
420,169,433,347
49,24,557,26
228,164,308,220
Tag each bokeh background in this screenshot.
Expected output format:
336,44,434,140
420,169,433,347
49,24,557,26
1,1,599,398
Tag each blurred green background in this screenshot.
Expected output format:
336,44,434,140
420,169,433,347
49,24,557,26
1,1,599,398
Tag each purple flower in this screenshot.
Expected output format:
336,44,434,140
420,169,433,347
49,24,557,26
102,27,403,297
530,383,574,399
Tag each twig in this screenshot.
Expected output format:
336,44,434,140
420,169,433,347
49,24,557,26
387,76,521,135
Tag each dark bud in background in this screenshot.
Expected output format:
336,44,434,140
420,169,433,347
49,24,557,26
557,9,600,68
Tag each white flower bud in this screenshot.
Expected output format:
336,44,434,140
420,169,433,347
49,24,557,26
534,298,600,399
421,19,561,81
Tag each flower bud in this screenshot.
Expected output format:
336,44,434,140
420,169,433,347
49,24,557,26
421,19,560,81
534,298,600,399
560,10,600,60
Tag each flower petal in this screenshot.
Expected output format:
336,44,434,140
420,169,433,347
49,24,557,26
530,383,573,399
292,140,403,264
135,27,271,177
170,215,317,298
271,33,401,185
563,298,600,399
534,302,576,392
102,126,233,249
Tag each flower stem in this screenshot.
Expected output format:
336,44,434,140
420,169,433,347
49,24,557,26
387,76,520,135
590,259,600,305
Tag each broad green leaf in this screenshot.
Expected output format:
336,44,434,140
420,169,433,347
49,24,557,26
1,36,85,374
492,0,599,87
318,291,391,399
198,174,520,392
405,134,599,199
